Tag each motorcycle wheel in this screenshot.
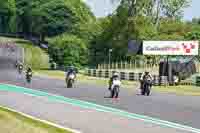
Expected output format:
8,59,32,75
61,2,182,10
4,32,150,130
67,79,73,88
26,77,31,83
113,86,119,98
141,86,145,95
146,86,150,96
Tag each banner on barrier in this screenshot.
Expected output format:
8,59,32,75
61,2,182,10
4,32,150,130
143,41,199,55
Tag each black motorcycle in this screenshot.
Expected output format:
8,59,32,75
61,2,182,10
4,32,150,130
26,71,32,83
141,78,152,96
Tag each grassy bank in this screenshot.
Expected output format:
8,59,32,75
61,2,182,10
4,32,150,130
0,37,49,69
35,70,200,96
0,106,73,133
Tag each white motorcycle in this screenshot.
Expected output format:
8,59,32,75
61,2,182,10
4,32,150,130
111,78,121,98
66,73,75,88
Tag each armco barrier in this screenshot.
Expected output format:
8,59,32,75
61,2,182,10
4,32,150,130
93,69,96,77
86,69,169,86
129,72,135,81
120,72,125,80
98,70,102,77
160,76,169,86
105,70,109,78
196,76,200,86
153,75,160,86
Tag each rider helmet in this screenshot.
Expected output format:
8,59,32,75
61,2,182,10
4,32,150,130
27,67,32,71
145,71,149,75
113,72,119,77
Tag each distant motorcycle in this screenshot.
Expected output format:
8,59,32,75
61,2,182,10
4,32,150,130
18,65,23,74
66,73,75,88
111,78,121,98
141,77,152,96
15,62,18,68
26,71,32,83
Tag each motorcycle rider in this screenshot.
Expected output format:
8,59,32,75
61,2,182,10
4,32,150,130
15,60,18,68
65,68,76,83
17,62,23,74
140,71,153,95
108,72,120,98
26,67,33,83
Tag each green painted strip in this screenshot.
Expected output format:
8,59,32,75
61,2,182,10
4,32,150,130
0,83,200,133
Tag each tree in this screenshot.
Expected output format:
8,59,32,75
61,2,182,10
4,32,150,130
31,0,76,41
16,0,95,41
48,34,89,68
111,0,191,26
0,0,16,33
191,17,200,25
162,0,191,19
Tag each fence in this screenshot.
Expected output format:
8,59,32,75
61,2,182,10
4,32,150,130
86,69,197,86
97,61,159,75
86,69,169,86
98,61,159,69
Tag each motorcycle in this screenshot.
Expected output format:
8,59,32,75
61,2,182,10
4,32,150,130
141,77,152,96
26,71,32,83
111,78,121,98
18,65,23,74
66,73,75,88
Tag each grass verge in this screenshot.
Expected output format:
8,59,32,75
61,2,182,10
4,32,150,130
35,70,200,96
0,106,73,133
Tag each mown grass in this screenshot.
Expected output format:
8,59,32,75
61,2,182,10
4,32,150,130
0,107,73,133
35,70,200,96
0,36,49,69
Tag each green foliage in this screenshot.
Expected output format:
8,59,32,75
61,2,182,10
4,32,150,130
31,0,74,37
162,0,191,18
15,0,94,40
48,34,88,68
129,16,157,40
0,0,16,33
185,31,200,40
0,0,15,15
155,19,191,40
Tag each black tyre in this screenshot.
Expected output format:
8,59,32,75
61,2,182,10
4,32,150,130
18,70,22,74
111,90,115,98
113,86,120,98
115,91,119,98
141,87,145,95
67,79,73,88
26,77,31,83
146,86,150,96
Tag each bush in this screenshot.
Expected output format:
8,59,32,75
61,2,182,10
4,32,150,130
48,34,88,68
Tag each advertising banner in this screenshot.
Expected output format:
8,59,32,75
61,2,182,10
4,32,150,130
143,41,199,55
